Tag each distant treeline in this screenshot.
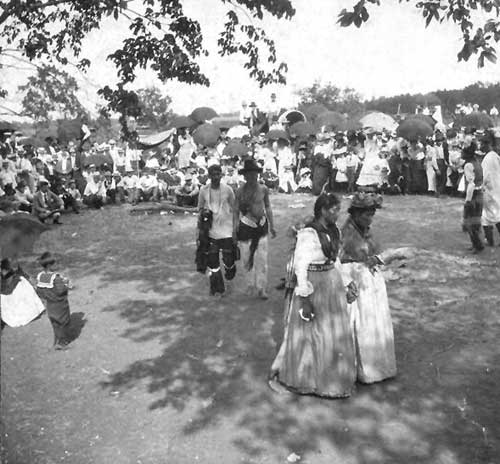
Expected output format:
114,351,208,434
365,82,500,118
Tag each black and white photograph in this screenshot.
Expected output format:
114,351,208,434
1,1,500,462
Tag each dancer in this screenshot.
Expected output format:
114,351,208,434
462,140,484,252
480,132,500,246
197,165,237,297
270,193,358,398
340,192,397,383
234,159,276,299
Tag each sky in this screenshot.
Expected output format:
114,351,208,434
1,0,500,117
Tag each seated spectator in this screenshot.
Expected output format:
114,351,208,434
0,159,17,190
83,173,107,209
223,165,243,191
175,173,199,207
14,179,33,212
117,168,138,204
138,168,160,202
144,151,160,170
261,167,279,190
296,167,312,193
103,171,117,204
33,179,63,224
156,166,170,201
197,167,209,186
65,179,82,213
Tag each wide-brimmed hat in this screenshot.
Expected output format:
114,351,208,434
349,192,383,210
38,251,56,267
238,159,263,174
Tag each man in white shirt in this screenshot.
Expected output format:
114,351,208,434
0,160,17,189
197,164,236,297
83,173,107,209
138,169,160,202
117,168,138,204
277,139,297,193
239,101,252,127
265,93,280,126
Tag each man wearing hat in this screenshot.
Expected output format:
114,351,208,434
138,168,160,203
234,159,276,299
174,172,199,207
197,164,237,296
33,179,63,224
117,168,138,204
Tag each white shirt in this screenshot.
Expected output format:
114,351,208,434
119,174,138,190
84,179,106,197
139,174,158,190
198,183,235,239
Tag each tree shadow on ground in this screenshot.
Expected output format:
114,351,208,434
22,195,500,463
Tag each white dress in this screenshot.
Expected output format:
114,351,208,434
1,277,45,327
482,151,500,225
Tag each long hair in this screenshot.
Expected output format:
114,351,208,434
313,193,341,220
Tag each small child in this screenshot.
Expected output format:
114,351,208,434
36,252,73,350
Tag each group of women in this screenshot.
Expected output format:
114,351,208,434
270,192,396,398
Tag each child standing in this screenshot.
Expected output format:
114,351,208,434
36,252,73,350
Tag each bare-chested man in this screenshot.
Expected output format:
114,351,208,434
233,159,276,299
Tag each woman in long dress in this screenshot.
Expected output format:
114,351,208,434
1,258,45,327
270,193,358,398
480,132,500,246
340,192,397,384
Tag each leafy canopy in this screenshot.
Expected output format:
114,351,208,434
0,0,295,135
18,64,86,120
338,0,500,67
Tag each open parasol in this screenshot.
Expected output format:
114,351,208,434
459,112,494,130
289,121,316,138
396,119,433,141
190,107,218,123
222,141,249,158
227,125,250,139
169,115,196,130
406,114,436,128
265,129,289,141
0,120,15,135
301,104,328,123
314,111,347,131
192,123,221,148
210,116,240,130
360,112,397,132
0,213,49,259
278,110,306,126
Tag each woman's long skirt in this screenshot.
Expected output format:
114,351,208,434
342,263,397,384
271,267,356,398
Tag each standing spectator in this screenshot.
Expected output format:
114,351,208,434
277,139,297,193
489,105,499,121
239,101,252,127
33,179,63,224
265,92,280,126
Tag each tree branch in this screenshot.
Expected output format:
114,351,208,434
0,0,74,25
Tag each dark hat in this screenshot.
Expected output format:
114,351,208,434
238,159,263,174
249,102,257,107
349,192,383,210
38,251,56,267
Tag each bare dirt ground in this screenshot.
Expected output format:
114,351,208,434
1,193,500,464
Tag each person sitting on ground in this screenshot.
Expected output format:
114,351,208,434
175,173,199,207
103,171,117,204
117,168,138,204
33,179,63,224
14,179,33,212
296,167,312,193
138,168,160,202
64,179,81,213
83,172,107,209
